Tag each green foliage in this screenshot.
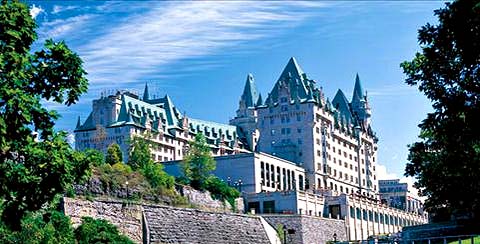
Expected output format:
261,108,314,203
276,224,285,244
0,0,90,229
74,216,134,244
128,136,152,170
128,135,175,190
84,148,105,167
204,176,240,209
401,0,480,220
106,143,123,165
95,163,135,191
142,161,175,189
181,133,216,189
0,211,75,244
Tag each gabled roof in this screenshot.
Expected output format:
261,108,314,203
266,57,314,103
332,89,353,123
75,112,95,131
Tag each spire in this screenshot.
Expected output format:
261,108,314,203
352,73,365,102
143,83,150,101
240,73,259,108
256,93,263,106
76,116,81,129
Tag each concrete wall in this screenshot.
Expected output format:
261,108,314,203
263,214,347,244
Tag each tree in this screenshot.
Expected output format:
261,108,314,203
0,210,75,244
74,217,134,244
181,133,216,189
128,135,174,189
128,136,152,170
106,143,123,165
401,0,480,221
0,0,91,229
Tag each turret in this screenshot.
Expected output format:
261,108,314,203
236,74,260,118
350,74,371,128
143,83,150,101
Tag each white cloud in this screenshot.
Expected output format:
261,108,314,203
66,132,75,148
75,1,327,86
376,163,399,180
52,5,79,14
376,163,425,201
39,14,94,41
30,4,44,19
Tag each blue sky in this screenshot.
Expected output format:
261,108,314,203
28,1,445,183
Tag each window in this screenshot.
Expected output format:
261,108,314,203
350,207,355,218
271,129,275,135
281,97,288,103
356,208,361,219
362,210,367,220
297,128,302,133
297,115,301,121
369,210,373,221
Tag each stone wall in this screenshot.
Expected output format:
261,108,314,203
62,197,143,243
144,205,271,244
62,197,272,244
263,215,347,244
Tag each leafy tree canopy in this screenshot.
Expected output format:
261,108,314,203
401,0,480,221
106,143,123,165
128,135,175,189
181,133,216,189
0,0,91,229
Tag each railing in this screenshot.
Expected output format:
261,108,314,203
404,234,480,244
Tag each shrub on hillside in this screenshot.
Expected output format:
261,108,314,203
204,176,240,208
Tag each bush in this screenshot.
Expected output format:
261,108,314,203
74,216,134,244
0,211,75,244
204,176,240,208
142,162,175,189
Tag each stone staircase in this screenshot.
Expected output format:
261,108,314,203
143,205,271,244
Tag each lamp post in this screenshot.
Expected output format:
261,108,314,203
283,225,287,244
238,179,243,192
227,177,231,186
125,181,129,205
333,233,337,243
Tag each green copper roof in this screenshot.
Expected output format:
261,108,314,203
240,74,260,108
266,57,316,103
352,73,365,102
75,112,95,131
143,83,150,101
332,89,353,123
77,88,239,146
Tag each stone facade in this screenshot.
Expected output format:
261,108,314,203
74,88,246,162
263,215,347,244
